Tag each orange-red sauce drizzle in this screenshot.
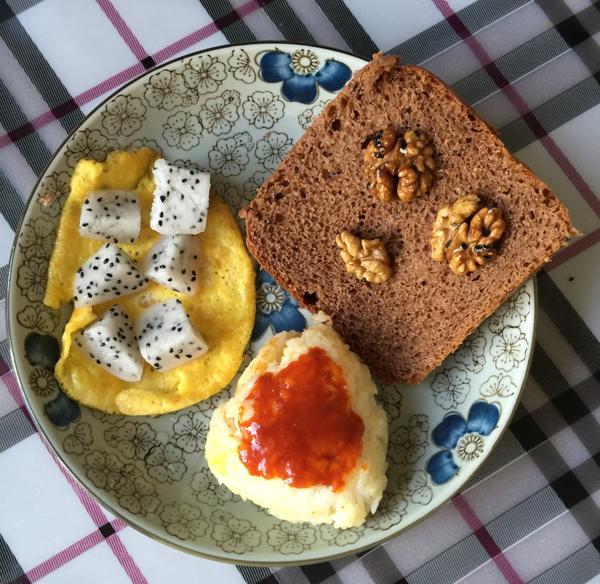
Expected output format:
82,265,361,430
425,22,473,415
238,347,364,491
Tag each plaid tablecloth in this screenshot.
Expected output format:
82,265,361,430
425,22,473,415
1,0,599,583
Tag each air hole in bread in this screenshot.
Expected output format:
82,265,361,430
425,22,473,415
303,291,318,306
331,119,341,131
274,192,284,202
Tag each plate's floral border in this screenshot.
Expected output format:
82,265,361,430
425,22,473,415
10,44,534,560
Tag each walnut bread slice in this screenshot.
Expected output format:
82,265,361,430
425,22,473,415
245,53,578,384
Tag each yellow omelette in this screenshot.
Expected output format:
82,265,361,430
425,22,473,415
44,148,255,415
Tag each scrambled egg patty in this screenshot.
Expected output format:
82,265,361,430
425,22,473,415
44,149,255,415
206,324,388,528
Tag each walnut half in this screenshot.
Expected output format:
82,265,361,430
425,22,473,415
364,127,436,203
336,231,392,284
431,194,506,275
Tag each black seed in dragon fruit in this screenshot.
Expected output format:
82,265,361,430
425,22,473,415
73,243,148,307
75,304,143,382
144,234,201,295
150,158,210,235
136,299,208,371
79,191,141,243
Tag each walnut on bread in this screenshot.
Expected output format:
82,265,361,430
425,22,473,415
364,127,435,203
335,231,392,284
431,194,506,275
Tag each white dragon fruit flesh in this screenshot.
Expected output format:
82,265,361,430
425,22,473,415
150,158,210,235
79,191,141,243
75,304,144,382
137,299,208,371
144,234,200,295
74,243,148,307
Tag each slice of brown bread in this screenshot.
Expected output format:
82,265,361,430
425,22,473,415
245,53,578,384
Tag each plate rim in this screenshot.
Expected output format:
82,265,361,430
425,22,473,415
6,41,538,567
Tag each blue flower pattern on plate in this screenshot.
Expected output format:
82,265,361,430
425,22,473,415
25,332,60,370
426,401,500,485
259,49,352,104
251,270,306,341
45,390,80,429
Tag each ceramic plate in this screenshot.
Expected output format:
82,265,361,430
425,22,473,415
8,43,536,565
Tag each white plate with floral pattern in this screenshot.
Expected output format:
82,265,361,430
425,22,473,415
7,43,536,565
